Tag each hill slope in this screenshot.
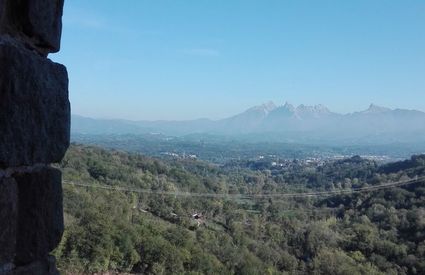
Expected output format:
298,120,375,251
55,145,425,274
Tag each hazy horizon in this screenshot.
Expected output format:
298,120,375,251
53,0,425,120
71,101,425,121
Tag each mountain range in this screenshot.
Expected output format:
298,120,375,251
72,102,425,145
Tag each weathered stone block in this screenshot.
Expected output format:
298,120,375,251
13,168,63,265
0,177,17,266
0,39,70,168
0,0,64,55
12,256,59,275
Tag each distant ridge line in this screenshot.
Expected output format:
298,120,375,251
63,176,424,199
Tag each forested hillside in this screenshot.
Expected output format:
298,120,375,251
54,144,425,274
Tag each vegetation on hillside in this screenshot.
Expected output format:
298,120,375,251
55,144,425,274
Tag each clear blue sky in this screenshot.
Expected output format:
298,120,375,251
52,0,425,120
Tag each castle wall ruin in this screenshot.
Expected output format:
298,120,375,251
0,1,69,274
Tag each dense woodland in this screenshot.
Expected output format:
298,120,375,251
54,144,425,274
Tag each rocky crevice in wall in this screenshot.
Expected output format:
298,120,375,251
0,1,69,274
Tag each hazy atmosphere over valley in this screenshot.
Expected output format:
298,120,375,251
72,102,425,145
3,1,425,274
55,0,425,121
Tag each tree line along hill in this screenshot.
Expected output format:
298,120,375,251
54,144,425,274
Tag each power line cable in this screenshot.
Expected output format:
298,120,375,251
62,176,425,200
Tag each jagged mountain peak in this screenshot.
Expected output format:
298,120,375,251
282,101,295,112
262,101,277,112
294,104,332,118
362,104,391,114
296,104,330,112
71,102,425,145
247,101,277,114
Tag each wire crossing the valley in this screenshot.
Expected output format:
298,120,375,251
63,176,425,200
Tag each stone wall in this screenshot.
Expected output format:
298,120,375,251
0,1,69,274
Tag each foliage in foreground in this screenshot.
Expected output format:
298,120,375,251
54,145,425,274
